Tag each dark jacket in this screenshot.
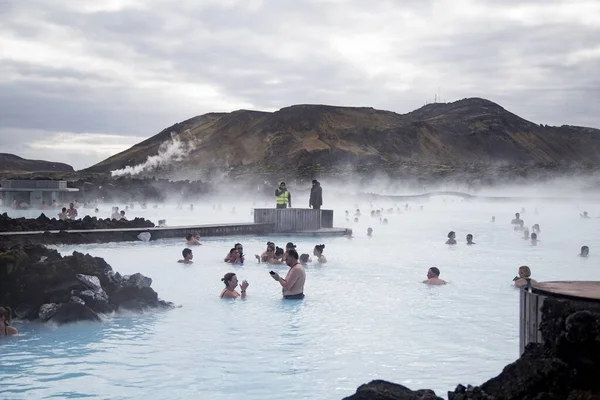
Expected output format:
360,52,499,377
309,184,323,208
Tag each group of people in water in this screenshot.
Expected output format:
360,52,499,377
177,236,323,299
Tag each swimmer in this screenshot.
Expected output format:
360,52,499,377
0,306,18,336
94,208,99,213
580,211,590,219
313,244,327,263
530,233,539,245
178,248,193,264
224,248,242,264
523,228,530,240
111,207,121,220
511,212,521,225
189,204,194,211
446,231,457,245
466,234,475,245
491,216,495,223
268,247,285,264
514,220,525,231
220,273,248,299
299,253,311,265
234,243,245,264
355,209,361,217
66,202,78,219
269,249,306,299
367,227,373,237
532,224,540,233
119,210,127,221
354,217,359,223
58,207,68,220
382,218,388,225
513,266,537,288
580,246,589,257
423,267,447,285
185,233,202,246
256,242,275,263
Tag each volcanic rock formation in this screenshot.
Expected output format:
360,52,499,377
0,244,173,324
85,98,600,181
0,153,74,173
0,212,155,232
343,294,600,399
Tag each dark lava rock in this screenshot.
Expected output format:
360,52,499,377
39,303,60,321
1,243,173,324
343,380,442,400
0,212,155,232
49,302,101,325
347,295,600,400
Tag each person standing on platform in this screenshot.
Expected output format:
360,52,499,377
275,182,291,209
309,180,323,210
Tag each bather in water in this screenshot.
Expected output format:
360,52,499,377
513,266,537,288
446,231,457,245
466,234,475,245
220,273,248,299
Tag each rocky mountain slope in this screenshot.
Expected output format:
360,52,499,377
0,153,74,173
85,98,600,179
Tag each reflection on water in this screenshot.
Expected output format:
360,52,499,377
2,198,600,399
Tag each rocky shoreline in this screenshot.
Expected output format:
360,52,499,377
0,212,155,232
0,243,173,325
344,295,600,400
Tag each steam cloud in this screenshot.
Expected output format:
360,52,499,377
111,132,195,177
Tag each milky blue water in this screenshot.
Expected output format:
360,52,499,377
2,197,600,399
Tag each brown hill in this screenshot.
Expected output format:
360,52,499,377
0,153,74,173
85,98,600,178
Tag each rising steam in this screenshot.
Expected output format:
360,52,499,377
111,132,196,177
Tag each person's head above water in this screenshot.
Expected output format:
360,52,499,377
221,272,238,288
286,249,299,266
531,233,537,240
286,242,296,251
518,265,531,278
275,247,284,257
314,244,325,256
186,233,193,241
427,267,441,278
300,253,310,263
581,246,589,257
367,227,373,235
182,248,193,260
447,231,456,239
466,234,474,243
515,212,520,219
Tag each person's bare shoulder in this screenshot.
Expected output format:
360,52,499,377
7,326,18,335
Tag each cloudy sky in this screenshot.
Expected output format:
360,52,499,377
1,0,599,170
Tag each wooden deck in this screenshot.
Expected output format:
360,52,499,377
532,281,600,301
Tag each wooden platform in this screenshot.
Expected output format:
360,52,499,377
274,227,350,237
532,281,600,301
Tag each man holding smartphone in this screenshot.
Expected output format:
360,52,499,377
270,249,305,299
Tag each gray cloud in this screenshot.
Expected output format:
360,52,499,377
1,0,599,169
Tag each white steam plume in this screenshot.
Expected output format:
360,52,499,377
111,132,196,177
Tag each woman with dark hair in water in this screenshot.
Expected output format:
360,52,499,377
220,273,248,299
0,306,18,336
313,244,327,263
446,231,457,245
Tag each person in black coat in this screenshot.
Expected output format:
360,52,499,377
309,180,323,210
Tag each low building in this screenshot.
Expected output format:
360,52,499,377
0,180,79,209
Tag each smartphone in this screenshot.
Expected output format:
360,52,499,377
269,271,275,275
